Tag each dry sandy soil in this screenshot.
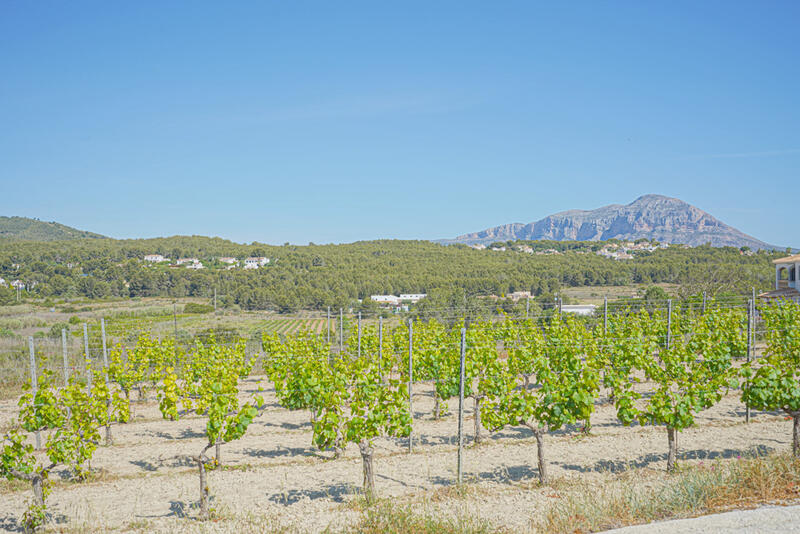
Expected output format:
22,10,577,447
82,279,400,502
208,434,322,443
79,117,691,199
0,377,795,533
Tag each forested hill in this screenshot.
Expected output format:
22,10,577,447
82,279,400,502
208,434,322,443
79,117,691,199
0,236,779,312
0,216,106,241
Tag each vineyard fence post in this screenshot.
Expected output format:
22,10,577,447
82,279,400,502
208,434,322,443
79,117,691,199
525,297,529,319
603,296,608,334
378,316,383,377
408,319,413,453
61,328,69,386
101,318,112,444
457,327,466,485
339,308,343,353
101,318,109,370
28,336,41,450
746,298,752,423
84,323,92,394
357,312,362,358
327,306,331,345
666,299,672,350
702,292,707,314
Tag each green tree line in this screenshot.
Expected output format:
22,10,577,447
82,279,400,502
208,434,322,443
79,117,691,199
0,236,778,311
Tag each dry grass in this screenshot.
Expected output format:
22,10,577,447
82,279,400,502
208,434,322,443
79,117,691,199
335,501,503,534
540,453,800,533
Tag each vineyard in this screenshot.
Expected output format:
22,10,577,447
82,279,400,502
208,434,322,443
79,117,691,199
1,298,799,532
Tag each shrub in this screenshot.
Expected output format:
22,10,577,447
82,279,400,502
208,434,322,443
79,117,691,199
0,327,15,338
48,322,70,338
184,303,214,314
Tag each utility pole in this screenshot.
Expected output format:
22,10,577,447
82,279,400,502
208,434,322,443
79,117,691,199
339,308,343,353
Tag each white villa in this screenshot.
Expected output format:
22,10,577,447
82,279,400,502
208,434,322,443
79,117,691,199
176,258,199,265
371,295,401,305
507,290,532,301
244,257,270,269
761,254,800,304
144,254,166,263
561,304,597,316
219,257,238,264
371,294,427,306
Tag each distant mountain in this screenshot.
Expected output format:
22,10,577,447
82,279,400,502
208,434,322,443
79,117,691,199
443,195,775,250
0,216,106,241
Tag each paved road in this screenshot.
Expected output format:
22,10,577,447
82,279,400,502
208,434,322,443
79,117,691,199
605,505,800,533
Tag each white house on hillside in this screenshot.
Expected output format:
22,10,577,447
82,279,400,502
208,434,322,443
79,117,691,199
219,257,238,264
144,254,166,263
244,257,270,269
371,295,401,305
176,258,199,265
399,293,427,303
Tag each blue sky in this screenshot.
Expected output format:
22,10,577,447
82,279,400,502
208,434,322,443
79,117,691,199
1,2,798,246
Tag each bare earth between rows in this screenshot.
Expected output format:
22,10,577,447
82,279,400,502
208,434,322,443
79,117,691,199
0,377,792,532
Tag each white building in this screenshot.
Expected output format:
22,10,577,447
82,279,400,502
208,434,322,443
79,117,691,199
244,257,270,269
371,295,401,306
561,304,597,316
219,257,238,264
176,258,200,265
399,293,427,303
144,254,166,263
186,262,204,270
760,254,800,304
11,280,25,290
0,277,5,286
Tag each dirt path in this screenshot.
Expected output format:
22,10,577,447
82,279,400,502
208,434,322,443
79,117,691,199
0,378,793,533
605,505,800,533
